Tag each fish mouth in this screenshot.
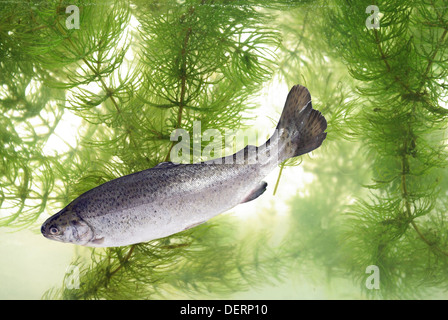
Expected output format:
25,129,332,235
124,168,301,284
41,207,67,241
41,216,58,240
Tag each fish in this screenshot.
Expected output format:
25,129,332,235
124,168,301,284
41,85,327,247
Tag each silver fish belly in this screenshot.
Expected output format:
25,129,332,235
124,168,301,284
80,161,266,247
41,85,327,247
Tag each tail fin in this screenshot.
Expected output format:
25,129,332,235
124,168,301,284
276,85,327,162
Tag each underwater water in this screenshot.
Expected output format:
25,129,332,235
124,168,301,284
1,0,448,300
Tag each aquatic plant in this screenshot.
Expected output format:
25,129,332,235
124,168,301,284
1,0,447,299
324,0,448,298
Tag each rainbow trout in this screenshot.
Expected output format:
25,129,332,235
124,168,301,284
41,85,327,247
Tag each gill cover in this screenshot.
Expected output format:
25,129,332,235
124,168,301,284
41,209,94,246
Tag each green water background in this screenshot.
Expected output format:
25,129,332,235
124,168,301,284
1,0,448,299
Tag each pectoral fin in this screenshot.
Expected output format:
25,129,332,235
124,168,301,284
91,237,104,245
241,181,268,203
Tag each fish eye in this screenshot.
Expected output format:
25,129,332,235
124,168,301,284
49,226,60,235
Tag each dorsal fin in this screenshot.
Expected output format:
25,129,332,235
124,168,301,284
153,161,180,169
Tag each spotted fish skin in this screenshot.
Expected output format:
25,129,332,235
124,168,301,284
41,85,327,247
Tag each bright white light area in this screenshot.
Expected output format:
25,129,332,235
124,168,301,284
436,79,448,110
25,78,41,96
42,108,82,155
243,75,288,140
231,75,316,222
42,14,141,156
232,164,314,220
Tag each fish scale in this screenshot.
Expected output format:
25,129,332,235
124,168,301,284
41,85,327,247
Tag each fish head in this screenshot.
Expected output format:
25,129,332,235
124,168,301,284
41,208,94,246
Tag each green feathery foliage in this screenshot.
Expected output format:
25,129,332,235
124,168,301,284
2,0,448,300
274,0,448,299
323,0,448,298
1,0,288,299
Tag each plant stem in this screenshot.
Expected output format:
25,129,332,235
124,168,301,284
55,22,122,114
400,154,448,257
107,19,194,279
273,162,285,196
109,245,135,276
164,25,193,162
374,20,448,257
